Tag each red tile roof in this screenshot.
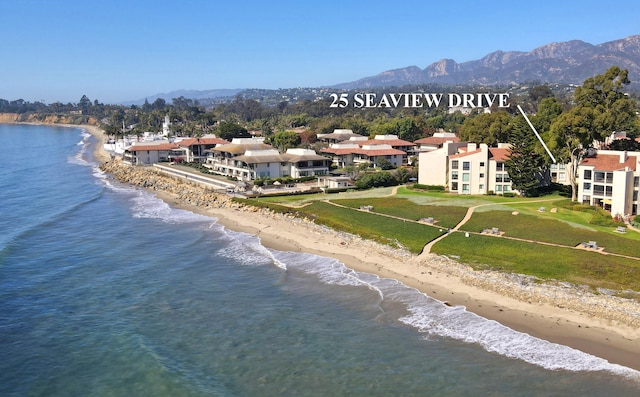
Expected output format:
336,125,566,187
580,153,638,171
449,148,482,159
127,143,181,151
489,148,510,162
415,136,460,145
354,148,406,156
321,148,356,155
361,139,415,147
177,137,229,146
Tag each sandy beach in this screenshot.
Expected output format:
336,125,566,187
80,125,640,372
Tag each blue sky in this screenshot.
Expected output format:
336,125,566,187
1,0,638,104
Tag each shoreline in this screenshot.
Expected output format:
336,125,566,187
50,123,640,372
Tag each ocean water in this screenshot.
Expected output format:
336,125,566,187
0,123,639,396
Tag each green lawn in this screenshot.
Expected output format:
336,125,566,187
459,210,640,257
431,232,640,291
242,187,640,294
331,197,468,229
297,201,445,253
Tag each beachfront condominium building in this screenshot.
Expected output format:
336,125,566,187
577,150,640,217
320,134,411,168
418,142,514,195
174,136,229,163
418,141,468,186
123,141,182,165
204,138,330,180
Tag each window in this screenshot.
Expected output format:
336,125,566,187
479,173,485,179
635,177,639,188
480,162,485,167
479,184,484,191
463,161,470,171
594,185,605,195
605,172,613,184
496,162,504,171
462,173,470,182
594,171,605,183
504,185,511,192
496,185,503,192
605,186,613,197
451,171,458,180
462,184,470,194
451,160,458,170
451,182,458,191
583,182,591,192
503,174,511,183
584,170,592,180
495,174,503,183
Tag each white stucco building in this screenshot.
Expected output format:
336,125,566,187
418,142,514,195
204,138,330,181
577,150,640,217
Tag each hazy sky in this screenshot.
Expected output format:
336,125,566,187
1,0,638,104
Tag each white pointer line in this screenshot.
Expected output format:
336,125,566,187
517,105,556,164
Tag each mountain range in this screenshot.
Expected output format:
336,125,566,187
332,35,640,89
133,35,640,104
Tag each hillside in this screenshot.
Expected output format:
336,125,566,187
333,35,640,89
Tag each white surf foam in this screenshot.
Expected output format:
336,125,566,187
215,229,285,269
267,249,640,379
128,190,214,226
379,275,639,378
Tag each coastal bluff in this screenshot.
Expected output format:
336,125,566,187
0,112,99,125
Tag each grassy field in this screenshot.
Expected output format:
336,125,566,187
243,186,640,294
293,201,445,253
459,210,640,257
332,197,468,229
431,232,640,292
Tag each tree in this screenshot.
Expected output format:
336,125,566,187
505,117,545,196
79,95,92,114
272,130,301,151
355,171,398,189
216,122,251,141
573,66,639,141
549,66,640,201
532,97,563,134
459,112,513,145
529,85,554,102
376,157,394,170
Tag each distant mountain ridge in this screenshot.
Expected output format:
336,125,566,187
124,88,244,105
333,35,640,89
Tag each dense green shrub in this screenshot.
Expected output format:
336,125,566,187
589,207,625,227
411,183,445,191
355,172,398,189
554,200,624,227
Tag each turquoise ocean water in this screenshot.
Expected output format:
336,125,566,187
1,123,639,396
